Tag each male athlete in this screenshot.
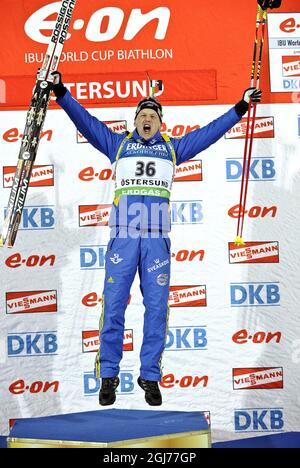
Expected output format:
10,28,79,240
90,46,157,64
52,72,261,406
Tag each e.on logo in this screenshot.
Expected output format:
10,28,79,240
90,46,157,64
25,4,171,44
9,379,59,395
160,374,209,389
5,254,56,269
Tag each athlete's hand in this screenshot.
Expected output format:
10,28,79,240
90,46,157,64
235,87,262,117
51,71,67,99
243,87,262,104
258,0,281,11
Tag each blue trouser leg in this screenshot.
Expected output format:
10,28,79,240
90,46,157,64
97,234,140,378
139,236,171,381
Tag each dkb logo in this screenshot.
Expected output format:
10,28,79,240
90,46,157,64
165,327,207,351
80,245,107,270
4,206,55,230
226,158,276,181
83,370,134,396
7,332,58,357
235,409,284,433
171,201,204,225
230,282,280,307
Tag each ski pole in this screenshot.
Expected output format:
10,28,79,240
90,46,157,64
235,4,268,245
236,4,264,245
239,7,268,241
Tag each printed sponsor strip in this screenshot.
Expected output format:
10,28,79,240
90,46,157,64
225,117,275,139
6,290,57,314
233,367,283,390
169,285,207,307
229,242,279,264
82,330,133,353
3,165,54,188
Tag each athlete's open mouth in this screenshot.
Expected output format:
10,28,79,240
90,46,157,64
143,124,151,133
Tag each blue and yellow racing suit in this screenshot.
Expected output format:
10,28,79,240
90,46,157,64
57,91,242,381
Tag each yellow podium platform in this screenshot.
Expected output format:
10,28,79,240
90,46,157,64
7,409,211,448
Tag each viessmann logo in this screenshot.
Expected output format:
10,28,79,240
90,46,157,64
228,242,279,264
77,120,127,143
174,160,202,182
82,330,133,353
282,56,300,77
3,165,54,188
233,368,284,390
25,5,171,44
79,205,111,227
169,286,207,307
6,291,57,315
225,117,275,139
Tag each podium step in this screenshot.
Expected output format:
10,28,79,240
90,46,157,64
7,409,211,448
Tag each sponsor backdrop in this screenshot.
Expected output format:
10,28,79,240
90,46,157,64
0,0,300,444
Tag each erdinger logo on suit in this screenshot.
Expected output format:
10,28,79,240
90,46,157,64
77,120,127,143
165,326,207,351
3,165,54,188
4,206,55,230
174,160,203,182
6,291,57,314
226,158,276,182
230,282,280,307
235,408,284,433
225,117,275,139
79,205,111,227
7,332,58,357
169,286,207,307
82,330,133,353
84,370,134,396
282,56,300,77
171,200,204,225
233,368,284,390
228,241,279,264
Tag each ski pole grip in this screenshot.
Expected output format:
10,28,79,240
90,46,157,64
51,72,67,99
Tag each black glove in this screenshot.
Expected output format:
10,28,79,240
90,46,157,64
235,87,262,117
258,0,281,10
51,71,67,99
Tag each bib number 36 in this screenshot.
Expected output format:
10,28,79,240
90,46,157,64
135,161,156,177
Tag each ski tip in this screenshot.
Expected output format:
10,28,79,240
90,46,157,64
235,236,245,246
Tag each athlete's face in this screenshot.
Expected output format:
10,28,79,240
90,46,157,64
134,109,162,140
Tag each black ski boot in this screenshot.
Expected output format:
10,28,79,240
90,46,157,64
99,377,120,406
138,377,162,406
